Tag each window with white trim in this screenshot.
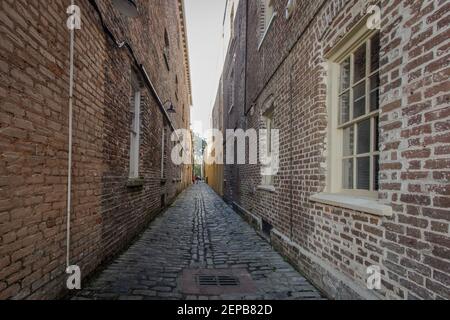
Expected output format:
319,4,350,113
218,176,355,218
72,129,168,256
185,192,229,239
258,0,276,46
163,29,170,71
228,66,235,114
327,26,381,197
129,72,142,179
262,111,274,186
230,4,235,39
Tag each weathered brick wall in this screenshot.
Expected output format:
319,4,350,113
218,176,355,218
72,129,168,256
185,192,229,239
0,0,191,299
375,0,450,299
223,0,247,204
0,0,106,299
223,0,450,299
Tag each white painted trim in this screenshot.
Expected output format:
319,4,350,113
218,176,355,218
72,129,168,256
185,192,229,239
161,127,165,179
258,12,277,51
324,16,376,61
325,21,380,196
257,185,276,193
129,90,141,179
310,193,392,217
66,0,75,268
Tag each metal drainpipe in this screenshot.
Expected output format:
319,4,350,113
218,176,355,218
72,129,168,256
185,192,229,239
289,63,294,240
66,0,75,268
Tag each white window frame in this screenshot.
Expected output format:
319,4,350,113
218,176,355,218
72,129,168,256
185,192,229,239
258,0,277,50
161,126,166,179
164,29,170,71
325,21,380,199
261,112,274,187
129,83,141,180
230,3,235,39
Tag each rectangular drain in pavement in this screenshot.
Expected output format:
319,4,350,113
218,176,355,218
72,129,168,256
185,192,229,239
181,269,255,296
198,275,240,287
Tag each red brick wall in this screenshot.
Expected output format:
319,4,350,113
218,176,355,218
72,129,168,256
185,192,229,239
0,0,191,299
376,0,450,299
222,0,450,299
223,0,248,204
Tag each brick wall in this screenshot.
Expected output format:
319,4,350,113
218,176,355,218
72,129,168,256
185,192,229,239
0,0,192,299
218,0,450,299
223,0,247,204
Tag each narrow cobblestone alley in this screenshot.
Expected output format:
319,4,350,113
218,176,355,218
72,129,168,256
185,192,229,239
74,184,324,300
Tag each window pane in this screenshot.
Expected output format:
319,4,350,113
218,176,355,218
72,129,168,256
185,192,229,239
339,91,350,124
373,155,380,191
357,157,370,190
353,81,366,119
354,44,366,83
130,112,135,131
370,72,380,90
343,159,354,189
357,119,371,154
370,73,380,111
374,116,379,152
371,33,380,72
343,126,354,157
265,0,274,24
340,58,351,92
267,117,272,154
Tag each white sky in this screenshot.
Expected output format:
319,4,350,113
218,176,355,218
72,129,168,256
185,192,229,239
184,0,227,137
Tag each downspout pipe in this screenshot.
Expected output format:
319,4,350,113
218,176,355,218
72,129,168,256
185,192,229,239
66,0,75,268
66,0,183,268
88,0,179,135
289,63,294,240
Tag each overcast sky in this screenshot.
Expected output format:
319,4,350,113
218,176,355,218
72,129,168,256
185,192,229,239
184,0,227,137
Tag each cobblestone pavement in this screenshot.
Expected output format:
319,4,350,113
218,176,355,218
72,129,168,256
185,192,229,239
74,184,324,300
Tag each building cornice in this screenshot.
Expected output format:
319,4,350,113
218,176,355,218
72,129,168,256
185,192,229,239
177,0,193,106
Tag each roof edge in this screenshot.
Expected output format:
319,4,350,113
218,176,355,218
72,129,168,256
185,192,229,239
177,0,193,106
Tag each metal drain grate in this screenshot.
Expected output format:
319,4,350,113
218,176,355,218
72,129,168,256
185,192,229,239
198,275,240,287
182,269,255,295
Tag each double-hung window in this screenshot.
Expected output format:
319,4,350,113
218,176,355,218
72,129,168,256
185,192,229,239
129,74,141,179
258,0,276,48
263,0,275,30
340,32,380,193
262,111,274,186
164,29,170,71
230,4,235,39
326,25,381,197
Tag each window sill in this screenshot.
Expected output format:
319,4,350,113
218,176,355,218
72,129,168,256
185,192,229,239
127,178,145,188
310,193,392,217
258,12,277,51
257,185,276,193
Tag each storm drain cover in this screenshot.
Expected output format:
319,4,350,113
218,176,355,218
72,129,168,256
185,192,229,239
198,275,240,287
181,269,255,295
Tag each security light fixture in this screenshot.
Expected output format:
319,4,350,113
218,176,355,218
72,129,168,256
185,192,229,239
112,0,139,17
164,101,177,114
